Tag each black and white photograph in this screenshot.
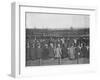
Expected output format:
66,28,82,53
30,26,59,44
25,12,90,66
9,1,99,79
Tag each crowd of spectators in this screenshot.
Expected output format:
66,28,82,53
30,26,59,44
26,37,89,63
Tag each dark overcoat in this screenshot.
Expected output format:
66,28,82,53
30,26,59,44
61,47,68,59
48,47,55,58
37,48,43,59
30,47,37,60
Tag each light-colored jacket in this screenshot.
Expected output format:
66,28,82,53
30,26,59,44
69,46,75,59
55,47,62,58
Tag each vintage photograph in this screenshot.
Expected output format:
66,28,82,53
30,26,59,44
25,12,90,66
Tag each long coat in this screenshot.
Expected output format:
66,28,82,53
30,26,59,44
37,47,43,59
61,47,68,58
26,46,30,60
75,47,80,59
48,47,55,58
87,47,89,58
26,42,30,60
30,47,36,60
69,46,75,59
55,47,62,58
81,46,88,58
42,47,49,59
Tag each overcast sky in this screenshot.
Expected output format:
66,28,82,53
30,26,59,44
26,13,89,29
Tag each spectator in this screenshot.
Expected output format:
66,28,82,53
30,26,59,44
75,45,81,59
42,44,49,59
80,43,88,58
26,41,30,60
30,43,36,60
69,43,75,60
37,44,43,65
49,43,55,60
61,44,68,59
86,45,89,59
55,44,62,64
